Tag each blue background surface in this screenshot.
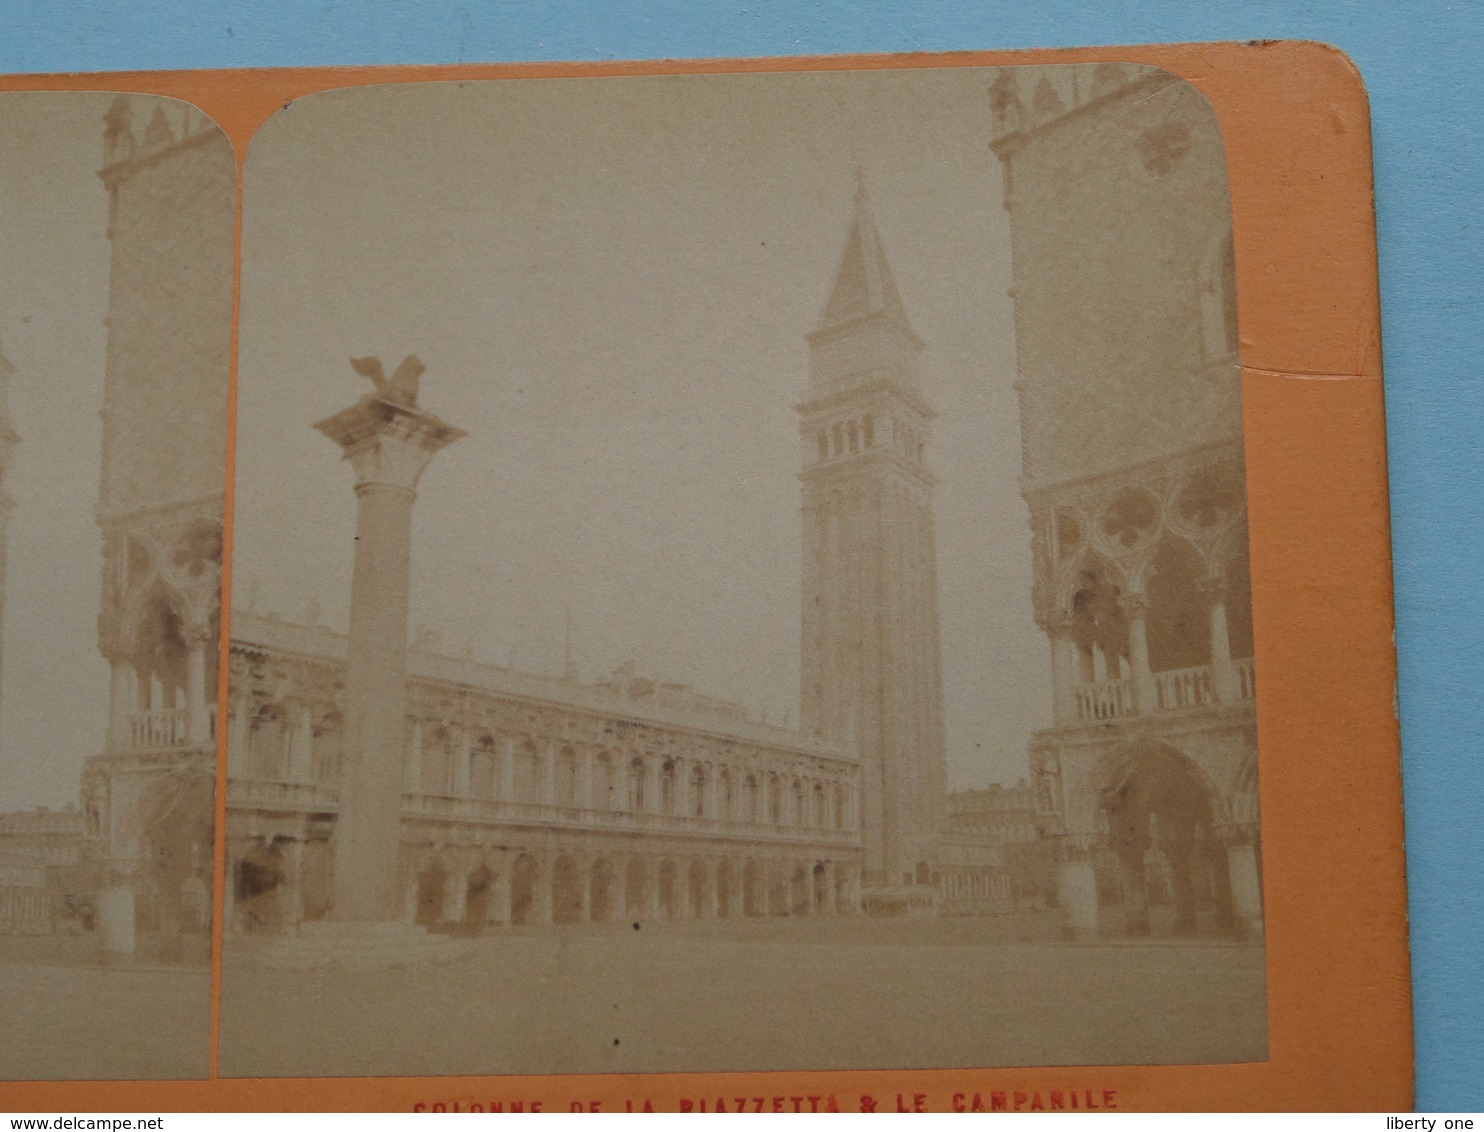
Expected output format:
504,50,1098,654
0,0,1477,1111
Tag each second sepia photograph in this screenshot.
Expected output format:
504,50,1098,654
218,63,1264,1078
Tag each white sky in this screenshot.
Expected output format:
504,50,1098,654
235,68,1049,793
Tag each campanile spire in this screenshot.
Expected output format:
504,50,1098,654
797,183,947,905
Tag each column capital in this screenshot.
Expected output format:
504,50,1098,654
1053,833,1098,863
1196,575,1228,604
314,395,465,493
1038,609,1077,636
1216,821,1261,847
182,620,215,646
1117,591,1150,619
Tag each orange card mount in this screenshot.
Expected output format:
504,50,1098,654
0,41,1407,1112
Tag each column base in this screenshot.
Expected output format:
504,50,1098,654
98,884,137,958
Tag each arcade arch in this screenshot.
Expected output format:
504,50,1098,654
1096,742,1232,937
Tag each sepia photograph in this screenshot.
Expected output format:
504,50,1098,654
0,92,231,1078
217,63,1264,1078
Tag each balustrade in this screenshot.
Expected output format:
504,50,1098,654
228,773,856,845
129,707,188,749
1154,665,1215,711
1071,656,1256,723
1074,678,1131,722
226,779,339,810
1236,656,1256,701
398,791,856,843
126,704,218,751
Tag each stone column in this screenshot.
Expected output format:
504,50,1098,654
132,663,152,713
454,732,472,796
314,384,465,924
715,860,732,919
1202,578,1241,703
98,860,137,958
539,743,556,805
1115,843,1150,937
823,867,837,916
707,765,721,819
578,750,594,810
643,862,662,920
701,860,718,919
281,839,305,930
404,722,423,793
222,843,238,932
1121,594,1155,714
1222,824,1265,939
644,758,660,815
611,858,628,923
1047,615,1078,726
107,657,134,752
442,860,468,925
489,867,512,926
533,856,554,925
228,692,251,775
1056,838,1100,940
672,759,687,818
498,738,516,800
289,704,315,784
577,858,593,922
183,622,211,747
402,869,421,924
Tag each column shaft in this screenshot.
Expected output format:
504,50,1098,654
1127,611,1155,713
1209,596,1240,702
333,482,417,923
1057,847,1100,939
184,636,208,745
289,705,315,784
108,661,133,752
454,732,472,796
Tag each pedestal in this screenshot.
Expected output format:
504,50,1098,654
1056,843,1101,940
98,881,136,958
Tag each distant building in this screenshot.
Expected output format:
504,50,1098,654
0,806,90,934
225,610,864,929
990,63,1263,940
947,782,1053,912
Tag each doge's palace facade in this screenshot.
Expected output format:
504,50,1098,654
990,64,1263,941
81,99,232,958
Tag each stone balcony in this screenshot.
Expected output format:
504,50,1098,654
226,778,859,847
127,705,217,752
1070,657,1254,725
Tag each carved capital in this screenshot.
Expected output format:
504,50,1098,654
1053,833,1098,863
1040,610,1077,637
182,620,215,646
1216,821,1260,848
1196,575,1228,605
313,396,465,493
1117,591,1150,620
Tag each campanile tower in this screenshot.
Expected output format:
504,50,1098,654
797,181,947,897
